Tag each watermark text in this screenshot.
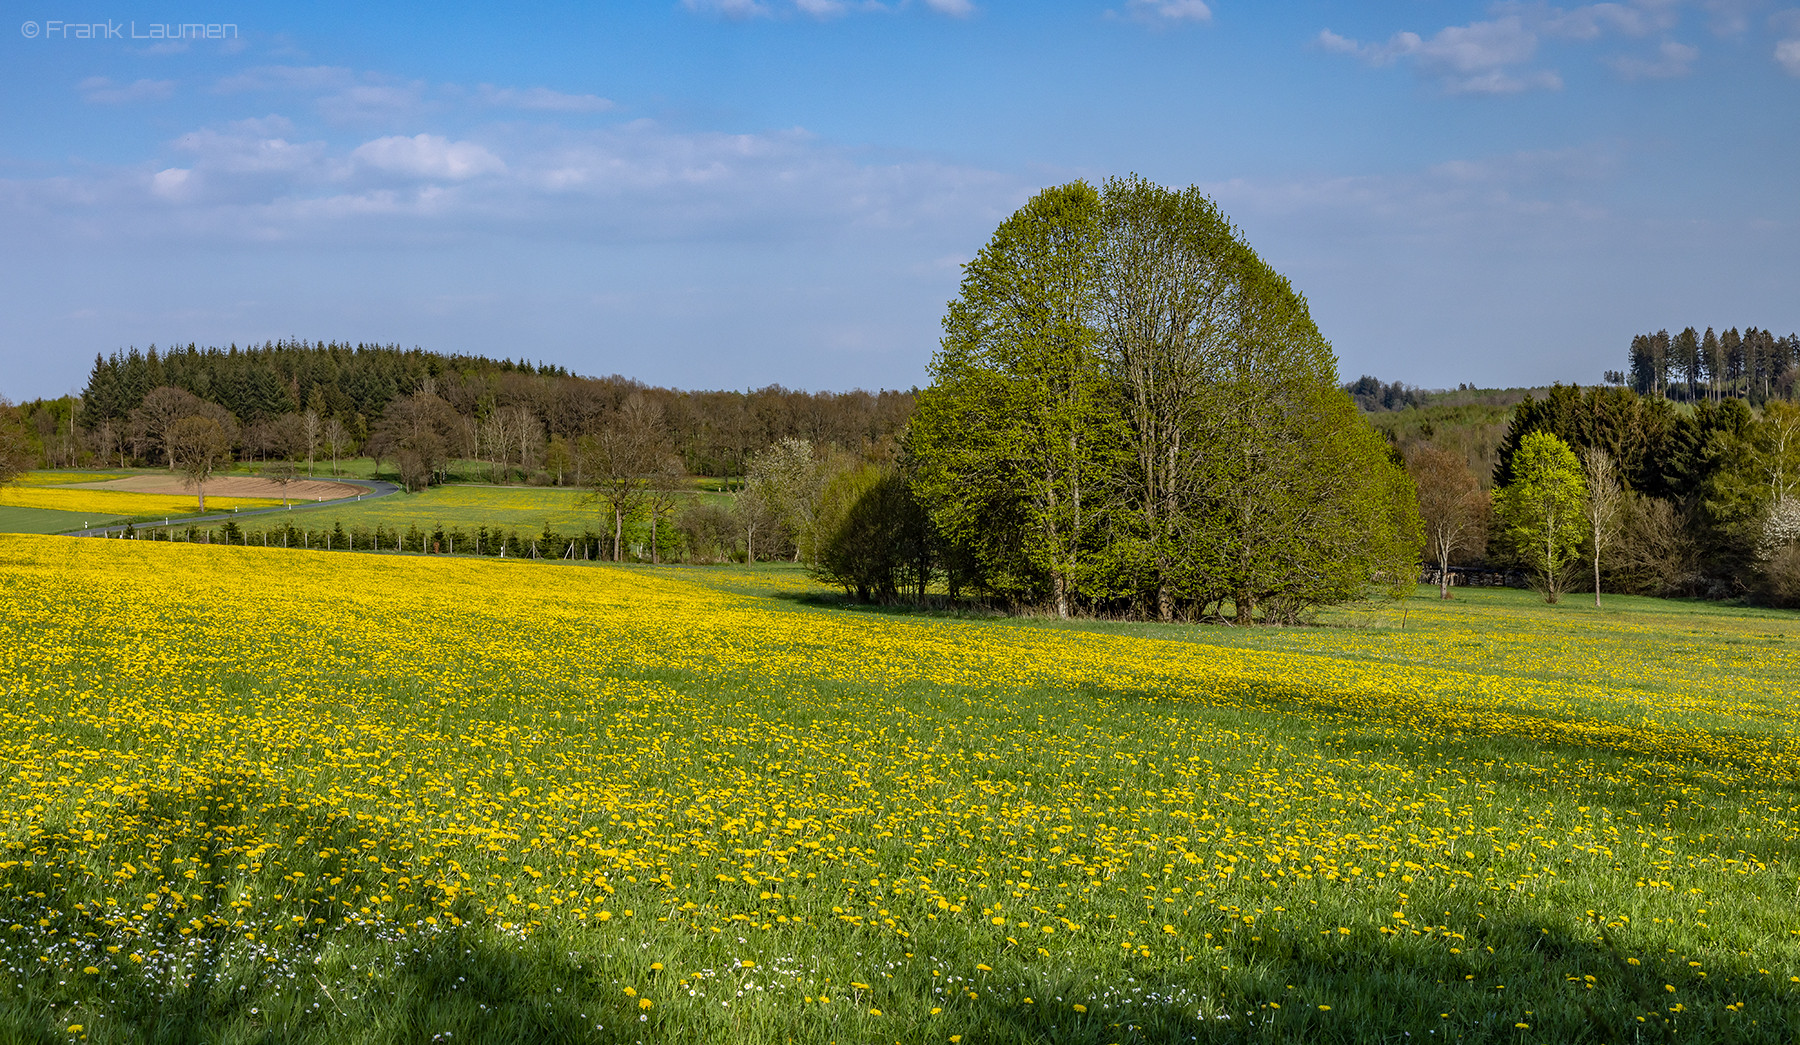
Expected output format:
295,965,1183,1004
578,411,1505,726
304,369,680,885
21,20,238,40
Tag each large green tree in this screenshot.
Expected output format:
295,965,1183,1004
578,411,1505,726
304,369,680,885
1496,430,1587,603
913,177,1421,623
910,181,1123,618
1095,175,1243,620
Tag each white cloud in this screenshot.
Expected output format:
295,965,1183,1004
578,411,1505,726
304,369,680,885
477,85,614,113
1412,17,1541,74
150,168,191,201
1536,3,1668,41
1701,0,1757,36
1778,37,1800,73
352,135,506,180
682,0,774,16
1608,39,1700,77
173,126,329,175
1120,0,1212,26
214,65,356,93
1317,4,1778,91
78,77,176,104
211,65,428,123
0,116,1021,251
1318,16,1562,93
316,83,429,124
1446,69,1567,93
921,0,975,15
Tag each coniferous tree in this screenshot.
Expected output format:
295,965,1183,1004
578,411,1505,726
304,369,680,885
1699,327,1721,401
1673,327,1700,401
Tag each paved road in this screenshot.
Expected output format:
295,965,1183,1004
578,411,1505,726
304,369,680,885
62,478,404,537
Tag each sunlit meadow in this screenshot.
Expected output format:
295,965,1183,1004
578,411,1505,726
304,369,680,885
1,535,1796,1043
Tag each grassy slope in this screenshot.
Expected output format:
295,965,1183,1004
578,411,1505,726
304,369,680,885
1,542,1796,1044
218,483,734,536
0,505,127,534
265,484,604,534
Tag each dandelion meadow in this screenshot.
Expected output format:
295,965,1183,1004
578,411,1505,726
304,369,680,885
0,487,281,518
1,535,1797,1043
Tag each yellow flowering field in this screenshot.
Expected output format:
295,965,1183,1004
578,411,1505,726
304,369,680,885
0,487,281,517
275,484,597,533
12,472,132,486
1,535,1796,1043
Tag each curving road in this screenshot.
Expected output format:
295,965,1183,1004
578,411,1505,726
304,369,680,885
62,478,403,538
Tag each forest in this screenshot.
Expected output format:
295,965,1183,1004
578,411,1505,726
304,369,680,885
21,341,914,481
1614,326,1800,403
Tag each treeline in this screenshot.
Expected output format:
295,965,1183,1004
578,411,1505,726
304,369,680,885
1614,326,1800,404
1412,383,1800,603
10,341,913,481
1343,375,1428,412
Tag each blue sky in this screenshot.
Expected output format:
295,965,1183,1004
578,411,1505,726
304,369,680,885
2,0,1797,399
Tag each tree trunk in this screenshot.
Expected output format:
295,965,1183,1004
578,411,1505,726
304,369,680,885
1235,589,1254,626
1155,548,1173,622
1593,521,1602,609
195,483,205,512
1544,515,1558,604
651,512,658,565
1053,571,1069,620
613,507,623,562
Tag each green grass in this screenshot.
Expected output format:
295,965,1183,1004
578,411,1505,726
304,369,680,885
267,483,606,534
223,481,734,540
2,543,1797,1044
0,505,127,534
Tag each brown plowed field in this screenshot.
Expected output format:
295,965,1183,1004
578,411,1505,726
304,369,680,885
69,475,365,501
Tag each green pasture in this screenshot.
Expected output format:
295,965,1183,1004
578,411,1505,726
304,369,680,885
2,547,1797,1044
269,483,604,534
0,505,126,534
225,481,733,537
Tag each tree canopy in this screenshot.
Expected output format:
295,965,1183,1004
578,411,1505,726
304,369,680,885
1495,430,1587,603
910,177,1420,623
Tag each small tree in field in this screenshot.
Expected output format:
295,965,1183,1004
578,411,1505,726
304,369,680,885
323,416,352,476
582,393,670,561
262,459,298,507
643,455,686,565
1580,445,1624,608
168,415,233,511
1408,444,1489,599
1496,430,1587,603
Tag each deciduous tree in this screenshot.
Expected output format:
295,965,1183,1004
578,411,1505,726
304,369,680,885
129,386,211,469
1580,445,1624,608
0,398,31,486
583,392,670,561
1408,444,1489,599
323,416,352,476
167,415,234,511
368,392,460,492
911,181,1120,619
1496,430,1587,603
